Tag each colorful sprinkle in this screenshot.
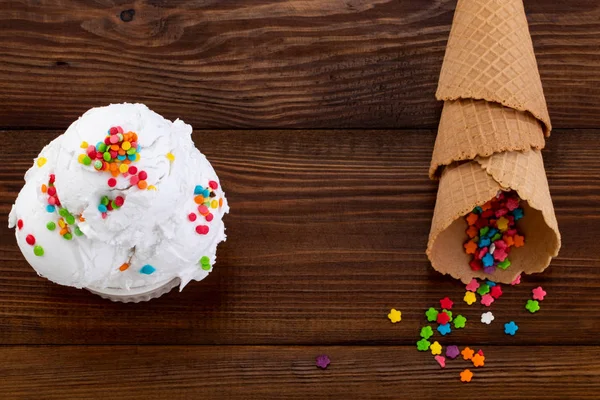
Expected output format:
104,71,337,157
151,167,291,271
140,264,156,275
46,221,56,231
33,245,44,256
460,369,473,383
166,152,175,161
463,291,477,305
416,339,431,351
188,213,197,222
17,219,23,230
119,263,129,271
461,347,474,361
504,321,519,336
430,341,442,355
481,312,494,325
425,307,438,322
437,323,451,336
208,180,218,190
532,286,547,301
316,355,330,369
387,308,402,323
480,294,494,307
195,225,209,235
37,157,47,167
439,297,453,310
74,226,84,236
436,311,450,325
138,170,148,180
25,234,35,245
420,326,433,340
200,256,211,271
526,299,540,313
434,355,446,368
446,345,460,359
108,178,117,187
453,315,467,329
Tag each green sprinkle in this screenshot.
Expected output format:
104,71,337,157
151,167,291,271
454,315,467,329
98,143,107,152
46,222,56,231
425,307,438,322
101,196,109,206
82,155,91,165
420,326,433,340
103,152,111,162
200,256,210,265
416,338,431,352
33,245,44,256
491,233,502,241
63,233,72,240
127,148,136,155
477,284,490,296
94,160,103,170
74,226,83,236
59,208,69,218
66,215,75,225
111,200,118,209
497,259,511,270
479,226,489,237
442,309,453,322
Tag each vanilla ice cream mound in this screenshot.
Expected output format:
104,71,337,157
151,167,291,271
8,103,229,291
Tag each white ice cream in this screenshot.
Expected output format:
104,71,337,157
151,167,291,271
8,103,229,291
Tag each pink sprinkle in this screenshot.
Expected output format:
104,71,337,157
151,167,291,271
128,166,138,175
87,144,96,153
129,175,139,185
138,171,148,180
115,196,125,207
511,274,522,286
108,178,117,187
209,180,218,190
477,349,484,357
506,197,519,211
101,212,107,219
494,240,507,250
188,213,197,222
434,355,446,368
481,294,494,307
495,208,508,218
493,248,508,262
48,196,57,206
109,150,118,158
116,126,124,134
532,286,547,301
465,279,480,292
198,205,209,215
109,135,119,144
130,141,137,149
205,213,214,222
96,152,103,159
195,225,209,235
477,247,488,259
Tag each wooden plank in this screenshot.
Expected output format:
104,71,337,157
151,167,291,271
0,129,598,345
0,0,599,129
0,345,599,399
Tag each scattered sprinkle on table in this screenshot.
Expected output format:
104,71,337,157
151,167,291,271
316,355,330,369
446,345,460,359
461,347,474,361
425,307,438,322
526,299,540,313
437,323,451,336
481,312,495,325
472,353,485,368
453,315,467,329
480,293,494,307
140,264,156,275
430,341,442,355
420,326,433,340
416,339,431,352
504,321,519,336
434,355,446,368
532,286,547,301
460,369,473,383
388,309,401,323
439,297,453,309
464,291,477,305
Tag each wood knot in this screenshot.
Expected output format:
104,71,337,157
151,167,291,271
120,9,135,22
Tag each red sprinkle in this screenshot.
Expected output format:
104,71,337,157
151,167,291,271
47,186,56,196
195,225,209,235
198,205,209,215
101,212,107,219
109,150,118,158
104,137,111,145
130,175,139,185
108,178,117,187
208,180,218,190
109,127,118,135
26,234,35,245
205,213,214,222
188,213,197,222
128,166,138,175
138,170,148,180
116,126,124,134
107,202,113,211
48,196,57,206
17,219,23,230
49,174,55,184
115,196,125,207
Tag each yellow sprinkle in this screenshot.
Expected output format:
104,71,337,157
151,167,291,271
77,154,86,164
80,141,88,149
135,153,140,162
37,157,47,167
147,185,157,191
211,200,218,209
119,163,129,173
121,141,131,150
166,152,175,162
58,218,66,229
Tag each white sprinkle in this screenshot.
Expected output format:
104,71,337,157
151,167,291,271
481,311,495,325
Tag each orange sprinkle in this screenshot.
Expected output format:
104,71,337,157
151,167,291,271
466,225,478,238
119,263,130,271
194,195,204,204
59,228,68,235
124,159,131,164
137,180,148,189
131,133,138,141
111,169,120,177
41,184,47,193
79,216,85,222
110,144,120,151
109,163,118,172
504,235,514,247
118,149,126,156
219,198,223,207
513,235,525,247
466,213,478,226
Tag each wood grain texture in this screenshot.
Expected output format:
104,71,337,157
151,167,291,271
1,0,599,129
0,345,599,399
0,129,598,345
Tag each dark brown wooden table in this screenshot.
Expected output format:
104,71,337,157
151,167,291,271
1,1,599,398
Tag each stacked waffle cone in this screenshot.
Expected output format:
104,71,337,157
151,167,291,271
426,0,561,284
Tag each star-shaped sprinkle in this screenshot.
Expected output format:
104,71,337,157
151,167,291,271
466,213,478,225
477,284,490,296
490,285,503,299
437,323,451,336
511,274,521,285
430,341,442,355
460,369,473,382
480,294,495,307
472,353,485,367
496,217,509,231
504,321,519,336
466,279,480,292
526,299,540,313
437,311,450,325
476,349,484,357
316,355,330,369
442,309,453,322
532,286,547,301
513,235,525,247
461,347,474,360
417,339,431,351
506,197,520,211
454,315,467,329
493,248,508,261
425,307,439,322
464,240,478,254
434,355,446,368
446,345,460,359
388,308,402,323
464,291,477,305
481,312,494,325
440,297,453,310
420,326,434,340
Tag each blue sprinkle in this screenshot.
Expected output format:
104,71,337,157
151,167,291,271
117,155,126,161
140,264,156,275
473,206,482,214
487,228,498,237
46,205,56,213
437,323,451,336
482,253,495,267
513,208,524,221
202,189,210,198
137,145,141,152
479,237,491,248
98,204,107,213
194,185,204,195
486,280,496,287
128,154,136,161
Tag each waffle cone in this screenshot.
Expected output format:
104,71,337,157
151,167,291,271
427,0,560,283
436,0,551,135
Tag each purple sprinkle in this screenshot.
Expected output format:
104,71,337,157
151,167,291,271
483,266,496,274
316,354,330,369
446,345,460,359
